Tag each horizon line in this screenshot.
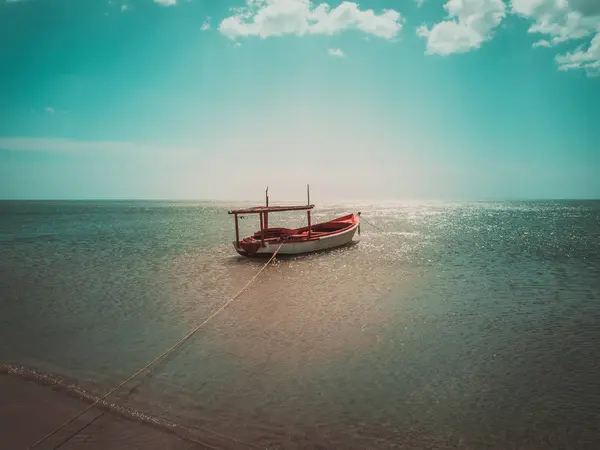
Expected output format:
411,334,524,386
1,197,599,203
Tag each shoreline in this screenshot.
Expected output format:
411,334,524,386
0,370,240,450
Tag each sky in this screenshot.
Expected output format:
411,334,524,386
0,0,598,202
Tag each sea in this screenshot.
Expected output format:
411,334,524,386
1,200,599,449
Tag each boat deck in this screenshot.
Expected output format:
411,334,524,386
247,214,358,243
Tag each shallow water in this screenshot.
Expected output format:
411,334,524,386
1,200,599,449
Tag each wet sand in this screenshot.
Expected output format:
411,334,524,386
0,374,217,450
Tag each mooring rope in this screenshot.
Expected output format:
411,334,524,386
360,216,386,232
27,241,285,450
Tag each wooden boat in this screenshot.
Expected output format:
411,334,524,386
228,186,360,257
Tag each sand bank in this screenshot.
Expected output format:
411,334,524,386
0,373,220,450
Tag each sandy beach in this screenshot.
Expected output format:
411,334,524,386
0,373,217,450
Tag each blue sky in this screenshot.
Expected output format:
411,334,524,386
0,0,598,201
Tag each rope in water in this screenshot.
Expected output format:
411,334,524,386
27,240,285,450
360,216,386,232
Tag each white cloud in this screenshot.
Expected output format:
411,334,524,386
417,0,506,55
511,0,600,76
0,137,198,156
218,0,404,41
154,0,177,6
416,0,425,7
201,16,211,31
555,31,600,75
511,0,600,47
45,106,55,114
121,4,129,11
328,47,344,56
532,38,552,47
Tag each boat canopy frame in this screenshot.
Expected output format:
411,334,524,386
228,185,314,247
227,204,314,215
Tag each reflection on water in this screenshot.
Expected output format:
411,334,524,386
1,200,599,449
168,238,412,370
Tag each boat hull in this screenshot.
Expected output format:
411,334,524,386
233,214,359,256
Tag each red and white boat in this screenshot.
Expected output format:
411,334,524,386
228,186,360,257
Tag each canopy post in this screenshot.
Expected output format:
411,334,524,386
260,212,265,247
265,186,269,230
234,214,240,246
307,184,311,237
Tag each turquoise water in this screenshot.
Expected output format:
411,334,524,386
1,200,599,449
